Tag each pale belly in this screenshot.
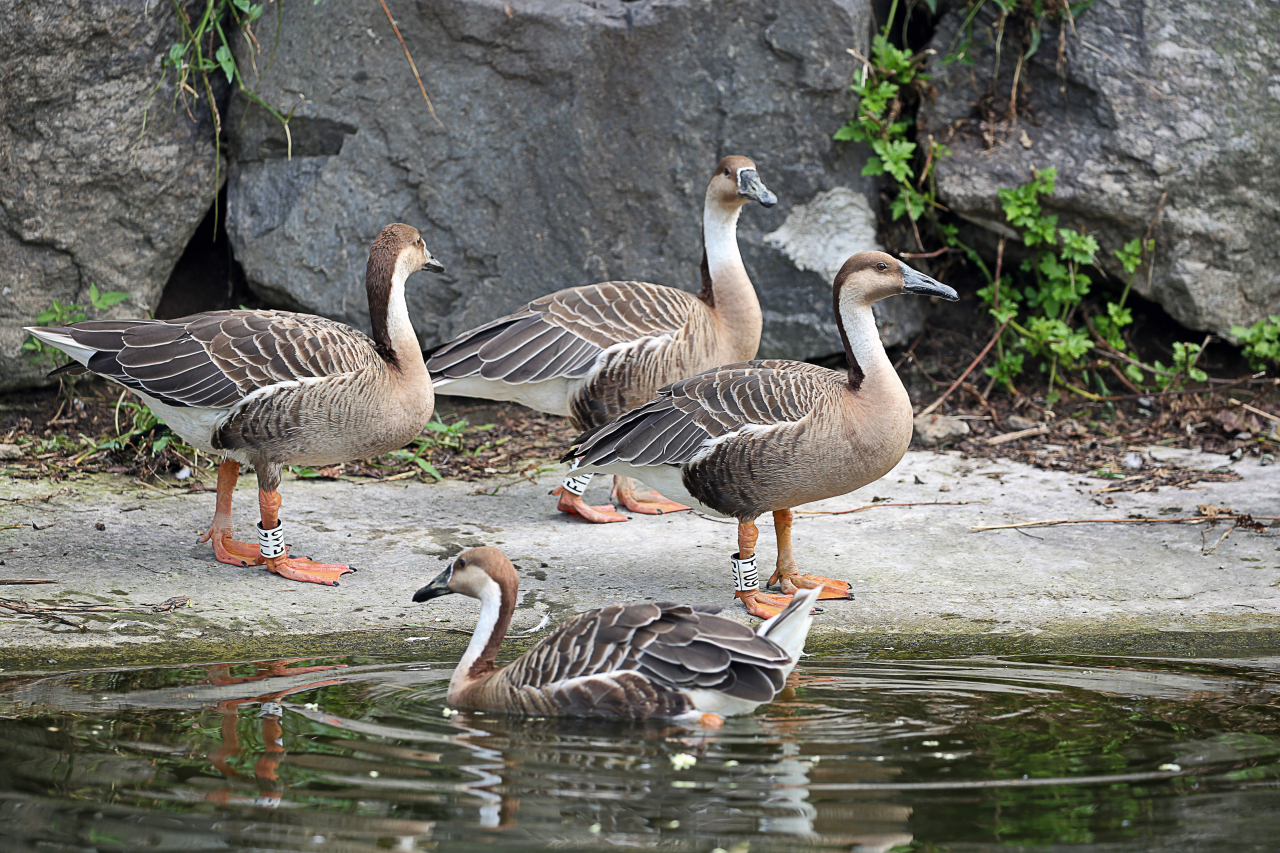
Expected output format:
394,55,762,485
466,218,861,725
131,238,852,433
432,375,575,417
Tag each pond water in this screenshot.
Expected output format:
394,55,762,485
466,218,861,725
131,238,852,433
2,653,1279,852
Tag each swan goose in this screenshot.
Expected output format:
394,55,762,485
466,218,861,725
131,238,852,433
426,156,776,522
26,223,443,585
413,546,819,720
562,252,958,617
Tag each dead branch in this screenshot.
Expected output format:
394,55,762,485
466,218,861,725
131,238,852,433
972,514,1277,531
798,500,987,516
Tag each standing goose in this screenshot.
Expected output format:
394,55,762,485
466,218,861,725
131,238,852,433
413,547,819,720
25,223,444,585
426,156,776,523
562,252,958,617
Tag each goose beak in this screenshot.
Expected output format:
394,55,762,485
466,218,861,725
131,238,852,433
900,262,958,301
737,169,777,207
423,256,446,275
412,566,454,602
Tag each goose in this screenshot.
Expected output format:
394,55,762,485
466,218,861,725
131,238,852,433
25,223,444,585
426,156,776,523
413,546,819,721
561,252,958,617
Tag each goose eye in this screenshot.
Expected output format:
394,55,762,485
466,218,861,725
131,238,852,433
454,557,466,571
724,168,732,176
876,262,887,271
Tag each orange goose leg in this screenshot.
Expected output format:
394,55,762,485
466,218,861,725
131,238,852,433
551,474,628,523
768,508,854,600
610,476,690,515
733,519,794,618
257,488,352,585
199,460,265,566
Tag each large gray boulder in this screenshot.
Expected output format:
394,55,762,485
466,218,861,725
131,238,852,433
0,0,221,391
226,0,919,361
920,0,1280,337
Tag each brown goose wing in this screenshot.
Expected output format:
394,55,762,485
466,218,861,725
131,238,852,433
46,311,380,409
497,601,795,717
426,281,700,384
565,360,842,469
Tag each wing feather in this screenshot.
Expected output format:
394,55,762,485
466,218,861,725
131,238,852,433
40,310,379,410
427,281,703,385
566,360,843,469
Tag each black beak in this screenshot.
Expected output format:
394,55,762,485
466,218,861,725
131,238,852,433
412,566,454,602
900,262,959,301
737,169,777,207
423,257,446,275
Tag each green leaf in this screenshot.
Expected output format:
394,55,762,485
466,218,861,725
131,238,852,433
92,290,129,310
833,122,863,142
861,155,885,176
413,458,443,480
215,45,236,85
1125,363,1145,385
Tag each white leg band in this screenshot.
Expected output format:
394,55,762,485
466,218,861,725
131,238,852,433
560,473,593,496
731,552,759,592
257,521,286,560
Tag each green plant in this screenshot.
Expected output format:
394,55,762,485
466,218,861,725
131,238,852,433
1231,316,1280,371
835,0,946,239
23,284,131,368
141,0,300,228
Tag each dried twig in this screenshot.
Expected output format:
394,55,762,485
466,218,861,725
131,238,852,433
0,599,87,631
918,318,1012,417
797,500,986,516
0,488,73,505
985,425,1048,446
1231,399,1280,425
972,514,1277,531
377,0,442,127
0,579,55,585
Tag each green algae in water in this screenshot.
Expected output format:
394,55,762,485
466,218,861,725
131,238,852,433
2,654,1280,851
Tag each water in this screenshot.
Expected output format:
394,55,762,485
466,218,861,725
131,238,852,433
3,654,1280,852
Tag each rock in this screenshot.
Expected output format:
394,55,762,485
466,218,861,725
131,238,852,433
1005,415,1041,432
0,443,22,460
225,0,892,361
919,0,1280,338
913,414,971,447
0,1,222,391
763,187,924,347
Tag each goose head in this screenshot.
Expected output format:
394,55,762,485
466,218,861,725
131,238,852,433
369,222,445,283
708,155,777,210
834,251,958,309
413,546,518,604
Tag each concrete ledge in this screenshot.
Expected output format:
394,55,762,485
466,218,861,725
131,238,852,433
2,449,1278,671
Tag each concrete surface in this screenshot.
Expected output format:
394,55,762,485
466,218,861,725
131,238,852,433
1,447,1278,670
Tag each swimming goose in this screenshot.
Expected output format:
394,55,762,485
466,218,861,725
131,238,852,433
413,546,819,720
426,156,776,523
25,223,443,585
561,252,958,617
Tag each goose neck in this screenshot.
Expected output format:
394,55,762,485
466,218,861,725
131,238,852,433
368,257,426,375
700,200,761,359
835,300,894,391
449,578,515,704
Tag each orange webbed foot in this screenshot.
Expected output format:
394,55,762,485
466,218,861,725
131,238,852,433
264,554,352,586
612,486,691,516
552,486,629,523
203,529,266,567
734,589,794,618
770,570,854,600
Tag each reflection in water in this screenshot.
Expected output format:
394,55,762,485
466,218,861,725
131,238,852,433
1,654,1280,851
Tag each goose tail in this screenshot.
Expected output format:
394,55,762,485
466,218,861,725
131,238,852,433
24,326,98,368
756,587,819,662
